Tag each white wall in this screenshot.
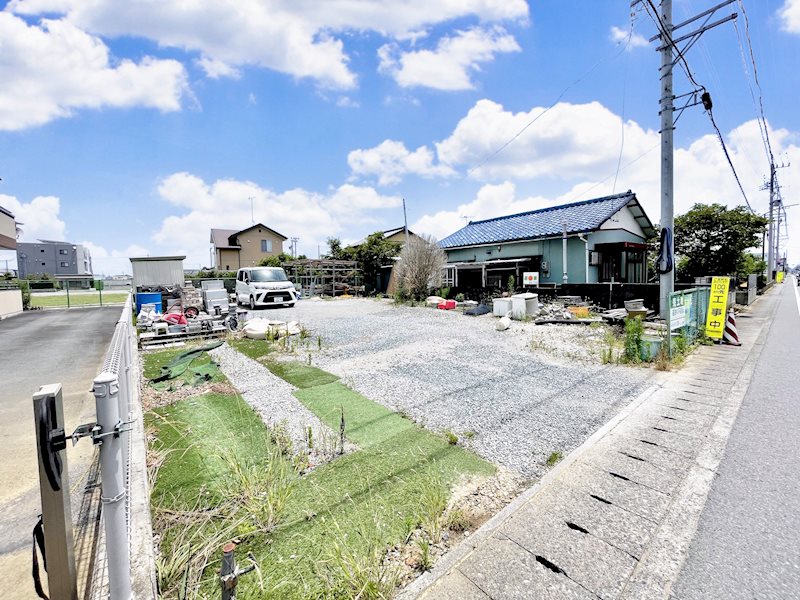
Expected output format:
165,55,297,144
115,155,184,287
0,288,23,318
600,205,646,238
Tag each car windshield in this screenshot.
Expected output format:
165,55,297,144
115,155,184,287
250,268,288,282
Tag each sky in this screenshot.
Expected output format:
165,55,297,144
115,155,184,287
0,0,798,275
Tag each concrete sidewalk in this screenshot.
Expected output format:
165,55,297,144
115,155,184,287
402,288,781,600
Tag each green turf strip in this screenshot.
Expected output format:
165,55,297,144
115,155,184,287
148,348,495,599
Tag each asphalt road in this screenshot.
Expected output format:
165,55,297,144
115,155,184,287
0,308,120,599
674,279,800,600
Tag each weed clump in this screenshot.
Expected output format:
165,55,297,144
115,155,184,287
546,451,563,467
623,316,644,363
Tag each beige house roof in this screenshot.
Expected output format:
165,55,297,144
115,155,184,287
210,223,288,249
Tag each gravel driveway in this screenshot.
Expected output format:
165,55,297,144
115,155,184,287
245,298,654,479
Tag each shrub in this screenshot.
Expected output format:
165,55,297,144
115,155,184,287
396,234,447,300
623,316,644,363
454,293,465,303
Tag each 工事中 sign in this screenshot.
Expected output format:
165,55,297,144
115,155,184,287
705,276,730,339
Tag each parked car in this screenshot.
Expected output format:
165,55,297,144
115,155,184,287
235,267,298,309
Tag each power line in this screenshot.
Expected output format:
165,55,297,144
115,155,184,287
466,11,644,176
640,0,755,213
735,0,774,162
613,13,636,194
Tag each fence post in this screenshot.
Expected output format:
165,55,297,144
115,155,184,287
93,371,132,600
32,384,78,600
66,281,70,309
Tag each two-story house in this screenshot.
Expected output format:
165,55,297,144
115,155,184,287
210,224,287,271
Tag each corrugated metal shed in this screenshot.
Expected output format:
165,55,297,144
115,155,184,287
130,256,186,288
439,192,653,249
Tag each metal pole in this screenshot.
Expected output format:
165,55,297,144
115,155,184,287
94,372,132,600
775,201,782,275
767,164,775,281
402,198,410,247
659,0,674,320
32,384,78,600
66,280,70,309
562,222,568,283
221,542,237,600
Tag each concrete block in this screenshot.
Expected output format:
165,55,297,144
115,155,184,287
457,534,595,600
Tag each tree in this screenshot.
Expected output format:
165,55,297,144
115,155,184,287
395,234,446,300
349,233,401,292
258,252,294,267
325,237,345,260
673,204,767,281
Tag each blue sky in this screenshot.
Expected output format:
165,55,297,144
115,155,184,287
0,0,798,274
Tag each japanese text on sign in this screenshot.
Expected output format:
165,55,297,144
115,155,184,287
705,277,729,339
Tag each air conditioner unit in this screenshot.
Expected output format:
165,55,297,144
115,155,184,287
589,251,602,266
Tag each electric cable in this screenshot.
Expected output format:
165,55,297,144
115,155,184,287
466,7,644,176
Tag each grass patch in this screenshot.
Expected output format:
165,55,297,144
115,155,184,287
228,337,275,361
149,351,495,598
265,361,340,389
29,291,128,307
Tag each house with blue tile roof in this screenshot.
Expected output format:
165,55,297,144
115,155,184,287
438,191,655,288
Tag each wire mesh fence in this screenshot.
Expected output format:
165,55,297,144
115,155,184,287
22,279,131,308
666,287,711,356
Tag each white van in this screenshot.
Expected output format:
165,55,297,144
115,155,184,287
235,267,298,309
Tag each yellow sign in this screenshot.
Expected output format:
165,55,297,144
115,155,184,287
777,271,785,283
705,276,730,339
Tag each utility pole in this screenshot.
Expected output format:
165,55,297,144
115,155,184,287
290,237,300,258
762,161,789,280
766,164,775,281
638,0,738,318
658,0,674,319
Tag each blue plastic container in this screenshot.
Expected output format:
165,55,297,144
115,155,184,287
136,292,163,313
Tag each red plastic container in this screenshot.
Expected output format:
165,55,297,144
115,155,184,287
437,300,457,310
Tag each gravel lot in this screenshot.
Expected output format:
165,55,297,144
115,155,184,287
243,298,654,479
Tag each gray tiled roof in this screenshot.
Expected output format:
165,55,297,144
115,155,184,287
439,192,650,249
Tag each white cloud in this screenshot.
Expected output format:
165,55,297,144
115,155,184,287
378,26,520,90
336,96,360,109
436,99,658,181
412,182,552,240
609,25,649,49
195,56,240,79
0,194,66,241
0,13,188,130
348,140,456,186
81,241,149,275
8,0,528,91
778,0,800,33
409,105,800,265
152,173,403,266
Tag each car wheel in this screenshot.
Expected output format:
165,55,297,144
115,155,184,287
249,295,256,310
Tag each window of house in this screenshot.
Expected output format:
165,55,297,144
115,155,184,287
261,240,272,252
40,249,45,253
59,249,68,255
61,262,70,267
41,262,46,266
